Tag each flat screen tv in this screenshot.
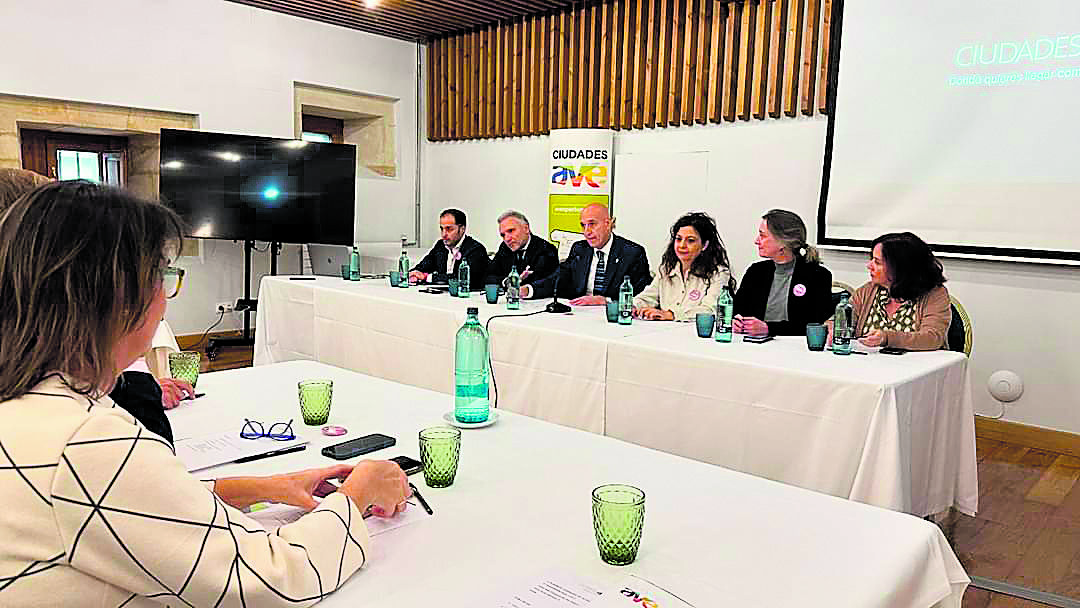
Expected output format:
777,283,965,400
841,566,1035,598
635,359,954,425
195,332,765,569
159,128,356,245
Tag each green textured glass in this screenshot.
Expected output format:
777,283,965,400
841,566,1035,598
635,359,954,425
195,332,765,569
298,380,333,425
592,484,645,566
167,351,201,388
419,426,461,488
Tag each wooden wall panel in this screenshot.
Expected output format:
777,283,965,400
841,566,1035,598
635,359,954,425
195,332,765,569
800,0,821,116
784,0,805,117
427,0,840,140
818,0,832,113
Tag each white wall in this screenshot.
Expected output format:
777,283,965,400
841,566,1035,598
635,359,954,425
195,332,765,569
0,0,419,335
424,118,1080,435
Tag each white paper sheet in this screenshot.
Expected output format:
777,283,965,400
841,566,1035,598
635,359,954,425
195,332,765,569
247,499,431,536
173,432,308,472
483,570,608,608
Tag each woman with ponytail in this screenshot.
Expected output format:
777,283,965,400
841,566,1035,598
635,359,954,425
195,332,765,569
733,209,834,336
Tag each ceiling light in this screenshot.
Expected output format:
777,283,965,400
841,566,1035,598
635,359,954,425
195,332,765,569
365,0,379,7
216,152,242,162
284,140,308,149
162,160,183,170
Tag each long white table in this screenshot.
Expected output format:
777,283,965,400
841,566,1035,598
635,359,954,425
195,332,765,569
606,333,978,517
169,361,969,607
253,275,978,517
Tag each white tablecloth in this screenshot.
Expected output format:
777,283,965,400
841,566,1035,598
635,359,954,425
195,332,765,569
169,361,969,608
255,277,672,433
254,276,978,516
605,333,978,516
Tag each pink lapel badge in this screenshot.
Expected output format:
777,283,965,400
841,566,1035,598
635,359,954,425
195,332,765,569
688,289,702,301
793,284,807,297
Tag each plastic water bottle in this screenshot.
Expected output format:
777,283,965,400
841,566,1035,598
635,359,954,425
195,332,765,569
833,292,854,355
458,257,471,298
506,265,521,310
714,287,733,342
349,245,360,281
454,307,489,423
618,276,633,325
397,250,410,287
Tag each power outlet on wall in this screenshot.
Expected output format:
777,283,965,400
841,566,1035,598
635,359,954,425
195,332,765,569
216,301,236,313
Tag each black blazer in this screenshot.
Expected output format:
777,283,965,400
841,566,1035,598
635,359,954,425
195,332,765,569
530,235,651,300
109,371,173,445
485,236,559,286
733,257,833,336
412,235,490,290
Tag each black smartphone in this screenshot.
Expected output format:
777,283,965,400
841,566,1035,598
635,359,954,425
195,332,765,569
880,347,907,355
742,334,774,344
390,455,424,475
321,434,397,460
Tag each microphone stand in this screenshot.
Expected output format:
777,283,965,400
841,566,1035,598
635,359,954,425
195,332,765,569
545,254,573,313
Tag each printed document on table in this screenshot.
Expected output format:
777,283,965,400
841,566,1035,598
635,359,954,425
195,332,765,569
484,570,607,607
247,499,431,536
174,432,307,472
481,570,699,608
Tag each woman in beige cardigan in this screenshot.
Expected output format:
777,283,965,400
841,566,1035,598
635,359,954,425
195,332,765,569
0,181,409,607
834,232,952,351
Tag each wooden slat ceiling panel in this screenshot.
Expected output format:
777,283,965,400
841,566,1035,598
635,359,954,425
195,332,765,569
227,0,583,42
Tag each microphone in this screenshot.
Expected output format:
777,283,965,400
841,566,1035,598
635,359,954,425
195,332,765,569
545,252,577,313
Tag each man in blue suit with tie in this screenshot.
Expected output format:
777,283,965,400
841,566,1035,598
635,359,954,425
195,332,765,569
523,203,650,305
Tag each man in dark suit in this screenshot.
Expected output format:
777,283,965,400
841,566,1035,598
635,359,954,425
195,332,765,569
409,208,490,290
523,203,650,305
485,210,559,287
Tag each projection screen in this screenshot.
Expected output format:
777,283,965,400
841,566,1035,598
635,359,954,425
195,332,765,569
819,0,1080,262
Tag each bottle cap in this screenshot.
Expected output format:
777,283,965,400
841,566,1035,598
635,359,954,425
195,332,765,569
467,307,479,315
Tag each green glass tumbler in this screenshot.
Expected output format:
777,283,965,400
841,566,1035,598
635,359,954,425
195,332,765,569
167,351,201,388
592,484,645,566
418,426,461,488
605,299,619,323
298,379,333,425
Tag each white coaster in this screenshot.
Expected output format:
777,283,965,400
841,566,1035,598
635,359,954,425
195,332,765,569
442,410,499,429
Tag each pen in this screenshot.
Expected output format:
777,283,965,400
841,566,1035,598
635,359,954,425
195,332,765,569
289,276,316,281
234,444,306,463
183,392,206,401
409,483,434,515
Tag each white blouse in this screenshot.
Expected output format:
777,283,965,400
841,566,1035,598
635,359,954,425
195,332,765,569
0,375,370,607
633,265,732,322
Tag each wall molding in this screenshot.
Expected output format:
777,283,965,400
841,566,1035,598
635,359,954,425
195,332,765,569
976,416,1080,460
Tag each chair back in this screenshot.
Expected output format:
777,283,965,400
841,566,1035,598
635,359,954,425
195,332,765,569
831,280,855,309
947,296,973,356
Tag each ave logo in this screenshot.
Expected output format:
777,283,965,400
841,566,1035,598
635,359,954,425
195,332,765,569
619,587,661,607
551,165,608,188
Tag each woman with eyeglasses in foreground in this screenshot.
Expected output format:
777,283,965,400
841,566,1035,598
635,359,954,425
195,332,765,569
0,181,409,606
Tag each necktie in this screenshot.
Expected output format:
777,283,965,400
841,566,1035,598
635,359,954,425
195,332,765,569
593,251,606,295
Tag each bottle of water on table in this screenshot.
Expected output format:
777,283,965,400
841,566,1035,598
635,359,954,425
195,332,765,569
833,292,853,355
454,307,489,423
715,287,733,342
506,265,521,310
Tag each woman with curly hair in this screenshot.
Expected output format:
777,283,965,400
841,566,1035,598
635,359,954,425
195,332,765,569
633,211,735,321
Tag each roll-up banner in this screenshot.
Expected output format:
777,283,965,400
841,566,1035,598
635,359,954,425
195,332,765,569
548,129,614,259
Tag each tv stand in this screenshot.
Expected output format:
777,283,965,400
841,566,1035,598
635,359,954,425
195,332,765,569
206,240,281,360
